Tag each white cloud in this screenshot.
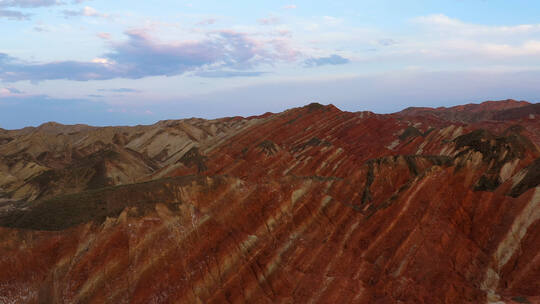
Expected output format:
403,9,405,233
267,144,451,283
362,14,540,65
414,14,462,27
449,40,540,57
62,6,108,18
0,0,61,8
196,18,217,26
82,6,98,16
283,4,296,9
322,16,342,26
0,87,22,97
413,14,540,36
91,57,114,65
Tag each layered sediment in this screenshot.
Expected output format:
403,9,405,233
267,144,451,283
0,100,539,303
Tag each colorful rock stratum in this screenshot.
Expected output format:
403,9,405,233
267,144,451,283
1,99,539,304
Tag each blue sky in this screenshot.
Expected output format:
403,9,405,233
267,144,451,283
1,0,540,129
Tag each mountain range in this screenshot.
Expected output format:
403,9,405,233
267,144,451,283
0,99,539,303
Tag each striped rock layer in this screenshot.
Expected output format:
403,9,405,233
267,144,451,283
0,100,539,303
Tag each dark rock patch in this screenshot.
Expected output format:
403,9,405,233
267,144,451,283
293,137,331,152
258,140,278,156
399,126,423,141
510,158,540,197
179,147,208,173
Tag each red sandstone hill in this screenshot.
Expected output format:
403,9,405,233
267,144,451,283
0,100,539,303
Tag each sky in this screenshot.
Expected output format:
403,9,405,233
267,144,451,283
1,0,540,129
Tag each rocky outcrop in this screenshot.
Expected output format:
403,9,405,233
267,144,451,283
0,100,539,303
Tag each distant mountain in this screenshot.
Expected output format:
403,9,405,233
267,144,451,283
1,100,539,303
396,99,533,123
